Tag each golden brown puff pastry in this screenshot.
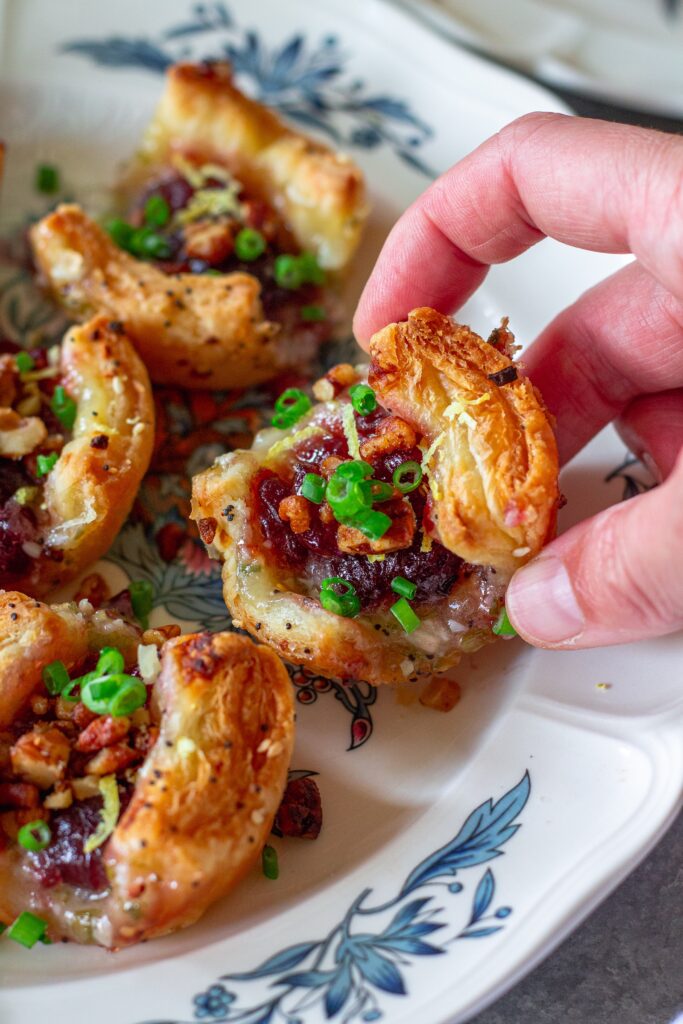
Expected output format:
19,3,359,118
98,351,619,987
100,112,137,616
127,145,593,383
30,62,368,391
30,204,289,390
0,315,153,596
190,309,559,686
369,308,559,572
130,61,368,272
0,591,294,947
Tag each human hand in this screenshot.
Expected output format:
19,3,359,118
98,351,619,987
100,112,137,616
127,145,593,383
353,112,683,649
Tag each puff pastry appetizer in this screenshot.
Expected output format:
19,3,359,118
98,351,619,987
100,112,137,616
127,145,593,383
30,61,368,390
0,316,153,597
0,591,294,947
191,308,559,686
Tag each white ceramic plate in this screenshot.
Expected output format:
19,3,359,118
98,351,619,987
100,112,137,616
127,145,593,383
0,2,681,1023
397,0,683,117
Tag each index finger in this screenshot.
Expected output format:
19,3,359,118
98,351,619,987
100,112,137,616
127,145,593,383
353,112,683,344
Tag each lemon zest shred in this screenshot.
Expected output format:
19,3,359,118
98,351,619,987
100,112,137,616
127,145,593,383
342,403,361,460
265,425,324,467
83,775,120,854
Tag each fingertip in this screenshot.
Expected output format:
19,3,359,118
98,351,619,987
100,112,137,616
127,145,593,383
506,556,585,648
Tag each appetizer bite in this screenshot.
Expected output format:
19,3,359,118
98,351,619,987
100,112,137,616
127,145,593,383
0,591,294,947
0,315,153,597
30,61,368,390
191,308,559,686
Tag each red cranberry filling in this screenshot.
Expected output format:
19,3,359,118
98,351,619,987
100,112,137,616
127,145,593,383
252,407,464,611
27,798,110,891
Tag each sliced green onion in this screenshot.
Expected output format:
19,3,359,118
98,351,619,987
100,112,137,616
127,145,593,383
83,775,120,854
129,226,173,260
79,676,123,715
15,351,35,374
50,385,77,431
326,476,372,520
334,460,373,482
393,461,423,494
105,217,135,250
271,388,311,430
390,597,421,634
297,251,325,285
320,578,360,618
234,228,266,261
299,473,326,504
369,480,393,503
391,576,417,600
42,659,70,696
300,304,326,322
17,820,51,853
492,607,517,637
35,163,59,195
109,678,147,717
352,508,392,541
273,253,304,290
36,452,58,477
7,911,47,948
144,194,171,228
349,383,377,416
262,844,279,880
203,268,222,276
96,647,125,676
130,579,154,628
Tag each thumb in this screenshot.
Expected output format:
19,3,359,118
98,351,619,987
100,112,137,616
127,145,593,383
505,451,683,648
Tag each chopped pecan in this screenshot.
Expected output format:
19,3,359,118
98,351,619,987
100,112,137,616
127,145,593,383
85,742,140,776
75,715,131,753
183,218,235,263
10,727,70,789
142,624,181,646
74,572,110,607
337,499,416,555
71,775,100,800
419,677,462,713
133,725,159,757
319,502,335,525
320,455,343,479
0,408,48,458
197,516,217,544
44,783,74,810
359,416,417,461
30,694,49,716
278,495,311,534
274,776,322,840
0,782,41,809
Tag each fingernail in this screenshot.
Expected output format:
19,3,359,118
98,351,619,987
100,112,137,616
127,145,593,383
507,557,584,644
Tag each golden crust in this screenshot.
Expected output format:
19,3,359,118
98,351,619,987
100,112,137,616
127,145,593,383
9,315,153,596
190,309,558,685
0,592,137,730
134,61,368,270
191,449,465,688
29,204,293,390
0,594,294,947
369,308,559,573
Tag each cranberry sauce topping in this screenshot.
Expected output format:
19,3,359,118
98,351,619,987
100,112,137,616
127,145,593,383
27,798,109,891
253,406,463,612
0,502,39,580
130,172,332,339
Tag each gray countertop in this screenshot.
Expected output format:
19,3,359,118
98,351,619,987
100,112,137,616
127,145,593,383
471,808,683,1023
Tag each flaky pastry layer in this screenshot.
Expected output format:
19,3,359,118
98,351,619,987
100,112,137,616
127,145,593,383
0,592,294,946
10,315,153,596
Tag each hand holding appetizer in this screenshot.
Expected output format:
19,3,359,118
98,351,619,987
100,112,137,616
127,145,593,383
191,308,559,685
0,316,153,597
0,591,294,947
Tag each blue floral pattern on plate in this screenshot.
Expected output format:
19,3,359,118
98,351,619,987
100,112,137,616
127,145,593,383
140,773,530,1024
62,2,435,177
